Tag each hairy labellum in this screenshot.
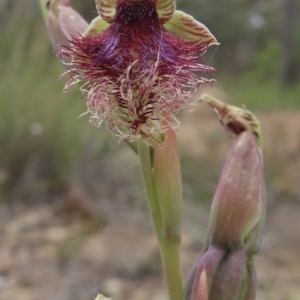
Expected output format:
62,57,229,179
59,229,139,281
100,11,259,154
57,0,217,144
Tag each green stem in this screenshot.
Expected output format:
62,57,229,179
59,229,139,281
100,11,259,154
138,141,183,300
161,237,183,300
138,141,163,239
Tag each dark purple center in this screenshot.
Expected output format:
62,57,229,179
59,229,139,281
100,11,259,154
114,1,158,25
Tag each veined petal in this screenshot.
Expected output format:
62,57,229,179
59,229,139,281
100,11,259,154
164,10,218,45
83,16,110,37
95,0,116,23
58,3,89,40
157,0,175,23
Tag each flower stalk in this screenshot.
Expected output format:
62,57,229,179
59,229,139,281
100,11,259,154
138,129,183,300
138,141,163,239
154,129,183,300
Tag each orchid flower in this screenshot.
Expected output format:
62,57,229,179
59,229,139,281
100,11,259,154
43,0,218,145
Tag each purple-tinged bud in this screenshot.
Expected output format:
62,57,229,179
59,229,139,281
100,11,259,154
207,131,265,251
209,248,254,300
185,247,257,300
40,0,88,52
185,97,265,300
185,246,226,300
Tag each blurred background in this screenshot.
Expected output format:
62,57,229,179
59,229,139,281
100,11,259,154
0,0,300,299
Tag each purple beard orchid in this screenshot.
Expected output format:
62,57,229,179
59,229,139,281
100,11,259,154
42,0,218,145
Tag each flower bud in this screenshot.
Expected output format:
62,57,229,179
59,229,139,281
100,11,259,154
40,0,88,52
184,246,226,300
186,98,265,300
209,249,253,300
207,131,265,251
186,248,257,300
